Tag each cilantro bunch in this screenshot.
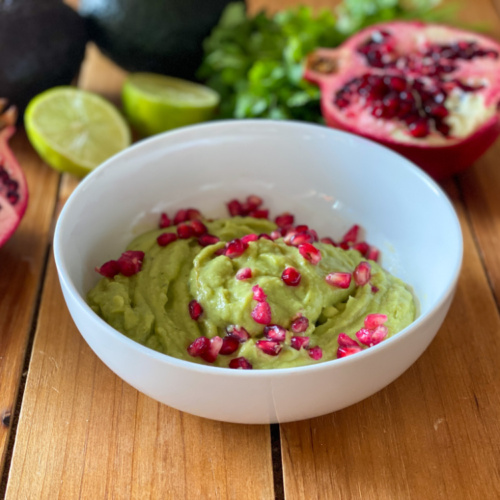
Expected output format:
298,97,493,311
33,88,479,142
197,0,457,122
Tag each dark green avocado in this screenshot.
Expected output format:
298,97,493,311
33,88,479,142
0,0,88,116
79,0,235,80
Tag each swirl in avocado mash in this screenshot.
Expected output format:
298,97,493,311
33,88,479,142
87,215,416,369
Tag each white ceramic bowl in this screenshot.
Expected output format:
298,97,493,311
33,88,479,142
54,120,462,424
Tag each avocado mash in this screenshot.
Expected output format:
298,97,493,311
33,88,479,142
87,214,416,369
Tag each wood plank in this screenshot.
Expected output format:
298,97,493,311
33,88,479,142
280,179,500,499
0,132,59,475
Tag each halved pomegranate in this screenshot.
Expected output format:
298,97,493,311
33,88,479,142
305,22,500,180
0,120,28,248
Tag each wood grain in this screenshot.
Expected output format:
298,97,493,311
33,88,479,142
0,132,59,475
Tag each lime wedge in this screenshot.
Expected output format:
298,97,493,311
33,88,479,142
25,87,131,177
122,73,220,137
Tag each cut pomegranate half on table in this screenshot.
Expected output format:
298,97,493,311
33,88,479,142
305,22,500,180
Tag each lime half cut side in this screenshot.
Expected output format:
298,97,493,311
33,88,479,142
122,73,220,137
25,87,131,177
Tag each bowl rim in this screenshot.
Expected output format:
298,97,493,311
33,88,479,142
53,119,464,377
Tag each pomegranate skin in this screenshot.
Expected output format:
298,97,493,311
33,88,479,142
305,22,500,180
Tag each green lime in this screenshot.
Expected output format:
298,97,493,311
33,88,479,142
25,86,131,177
122,73,220,137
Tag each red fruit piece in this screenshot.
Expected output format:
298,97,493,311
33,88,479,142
224,238,247,258
370,325,388,345
188,300,203,320
187,336,210,357
281,267,301,286
229,357,253,369
290,232,315,246
353,261,371,286
249,209,269,219
226,325,250,342
337,333,359,348
325,272,352,289
291,316,309,333
186,208,202,220
259,233,273,241
159,212,171,228
177,223,194,239
96,259,120,278
299,243,322,265
157,232,178,247
219,335,240,355
201,336,223,363
190,219,207,236
367,246,380,262
252,284,267,302
270,230,281,240
241,233,258,244
198,234,220,247
173,209,189,225
355,328,373,346
246,194,263,210
227,199,244,216
275,213,294,227
117,250,145,276
264,324,287,342
251,302,272,325
364,313,387,330
320,237,337,246
308,346,323,360
342,224,360,244
291,336,310,350
236,267,252,280
352,241,370,256
256,340,282,356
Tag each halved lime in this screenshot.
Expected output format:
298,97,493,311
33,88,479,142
122,73,220,137
25,87,131,177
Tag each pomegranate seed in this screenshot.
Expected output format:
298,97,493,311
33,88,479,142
186,208,202,220
259,233,273,241
198,234,220,247
159,212,171,228
291,232,314,246
355,328,373,346
224,238,247,258
256,340,282,356
275,213,295,227
226,325,250,342
177,223,194,239
308,346,323,360
219,336,240,355
229,357,253,369
241,233,258,244
295,225,308,232
270,230,281,240
342,224,360,243
190,219,207,236
337,333,359,348
246,195,263,210
339,241,350,250
214,248,225,256
157,232,178,247
337,345,362,358
252,284,267,302
299,243,322,265
236,267,252,280
264,324,287,342
187,336,210,357
117,250,145,276
325,272,352,289
251,302,272,325
320,237,337,246
173,209,189,225
291,316,309,333
371,285,379,293
353,241,370,256
201,336,223,363
188,300,203,320
364,313,387,330
291,336,310,350
249,209,269,219
353,261,371,286
367,246,379,261
96,260,120,278
227,199,244,216
281,267,301,286
370,325,388,345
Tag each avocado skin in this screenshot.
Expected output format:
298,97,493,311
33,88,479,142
79,0,235,80
0,0,88,117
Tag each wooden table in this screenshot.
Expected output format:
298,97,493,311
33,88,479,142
1,0,500,498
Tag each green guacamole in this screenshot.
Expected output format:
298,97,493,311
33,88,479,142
87,216,416,369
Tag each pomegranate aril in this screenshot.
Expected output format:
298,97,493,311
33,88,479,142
236,267,252,280
173,209,189,225
177,223,194,239
96,260,120,278
275,213,294,227
337,345,362,358
325,272,352,289
338,333,359,348
188,300,203,320
291,232,314,246
251,302,272,325
270,230,281,240
252,284,267,302
190,219,207,236
256,340,282,356
355,328,373,347
159,212,171,228
246,195,263,210
281,267,301,286
198,234,220,247
291,316,309,333
408,119,430,138
342,224,360,243
229,357,253,369
219,335,240,355
366,246,380,262
299,243,322,265
370,325,388,345
201,336,223,363
227,199,244,216
241,233,258,244
117,250,145,276
157,232,178,247
226,325,250,342
264,324,287,342
249,209,269,219
364,313,387,330
186,208,202,220
291,336,310,350
187,336,210,357
320,237,337,246
308,346,323,360
259,233,273,241
353,241,370,256
224,238,247,258
353,261,371,286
